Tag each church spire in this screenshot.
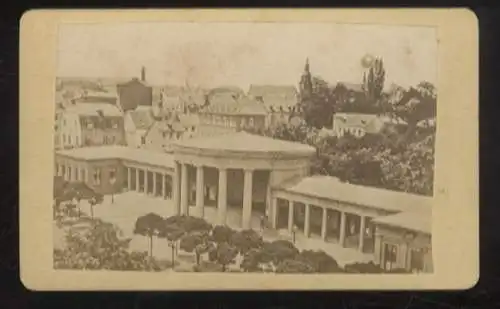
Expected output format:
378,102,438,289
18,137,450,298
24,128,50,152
304,57,310,73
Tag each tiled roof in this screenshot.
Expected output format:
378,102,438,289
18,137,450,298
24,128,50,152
278,175,432,214
203,96,268,115
248,84,298,97
173,131,316,155
208,86,244,96
65,103,122,117
56,146,175,169
129,108,154,130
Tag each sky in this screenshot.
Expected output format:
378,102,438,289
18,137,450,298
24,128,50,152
57,22,437,90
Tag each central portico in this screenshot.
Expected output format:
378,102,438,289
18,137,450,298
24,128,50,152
171,131,316,229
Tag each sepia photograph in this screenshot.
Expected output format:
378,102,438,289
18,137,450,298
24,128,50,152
52,21,436,275
19,9,478,290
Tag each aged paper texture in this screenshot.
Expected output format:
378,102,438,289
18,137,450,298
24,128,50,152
19,9,478,290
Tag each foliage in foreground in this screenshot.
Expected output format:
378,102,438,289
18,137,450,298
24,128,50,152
54,219,164,271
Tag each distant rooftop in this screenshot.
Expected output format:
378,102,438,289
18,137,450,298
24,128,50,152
64,103,122,117
128,108,154,130
55,146,175,169
278,175,432,214
173,131,316,156
248,85,298,97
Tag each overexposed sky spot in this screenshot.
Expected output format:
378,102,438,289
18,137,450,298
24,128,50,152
57,22,437,90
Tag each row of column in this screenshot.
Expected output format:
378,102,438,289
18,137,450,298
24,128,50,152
173,162,255,229
56,163,87,183
127,167,171,199
272,198,366,252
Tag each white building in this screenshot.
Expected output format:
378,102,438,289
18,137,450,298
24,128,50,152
332,113,407,138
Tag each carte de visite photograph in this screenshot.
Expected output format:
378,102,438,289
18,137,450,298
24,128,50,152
19,9,479,291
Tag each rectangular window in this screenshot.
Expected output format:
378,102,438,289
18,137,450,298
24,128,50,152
67,166,72,181
80,169,85,182
87,120,94,129
93,169,101,185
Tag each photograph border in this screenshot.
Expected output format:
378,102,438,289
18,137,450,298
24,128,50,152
19,8,479,291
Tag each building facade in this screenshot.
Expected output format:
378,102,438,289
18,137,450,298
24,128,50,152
123,106,155,148
54,131,432,273
58,103,125,149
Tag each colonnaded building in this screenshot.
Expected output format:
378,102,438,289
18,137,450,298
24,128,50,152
54,131,433,273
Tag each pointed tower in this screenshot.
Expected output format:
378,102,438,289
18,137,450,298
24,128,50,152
299,58,313,100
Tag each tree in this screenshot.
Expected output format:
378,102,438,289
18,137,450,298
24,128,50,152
275,259,315,274
296,250,341,273
392,81,437,141
211,225,236,244
362,57,386,106
88,193,104,219
229,229,263,256
54,219,162,271
179,231,214,266
158,224,184,268
133,213,164,257
208,242,238,272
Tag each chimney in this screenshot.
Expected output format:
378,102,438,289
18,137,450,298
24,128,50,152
141,66,146,82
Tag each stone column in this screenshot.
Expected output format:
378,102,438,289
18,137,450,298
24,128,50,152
339,212,347,247
162,173,166,198
287,200,294,233
135,168,140,192
180,164,189,215
144,169,149,194
152,172,157,196
217,168,228,225
127,167,132,190
173,162,181,215
359,215,366,252
266,171,273,224
195,165,204,218
271,197,278,229
321,208,328,240
304,204,311,237
242,169,253,229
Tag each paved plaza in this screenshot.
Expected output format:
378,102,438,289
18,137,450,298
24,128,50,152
54,191,373,268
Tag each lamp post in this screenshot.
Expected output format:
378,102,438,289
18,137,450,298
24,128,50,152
110,176,116,204
292,224,298,244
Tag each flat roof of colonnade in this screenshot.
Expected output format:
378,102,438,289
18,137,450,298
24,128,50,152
277,175,432,234
172,131,316,157
55,145,176,169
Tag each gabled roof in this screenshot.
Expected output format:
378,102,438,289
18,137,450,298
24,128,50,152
65,103,122,117
202,96,268,116
117,77,152,88
129,108,154,130
248,85,298,98
208,86,244,96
